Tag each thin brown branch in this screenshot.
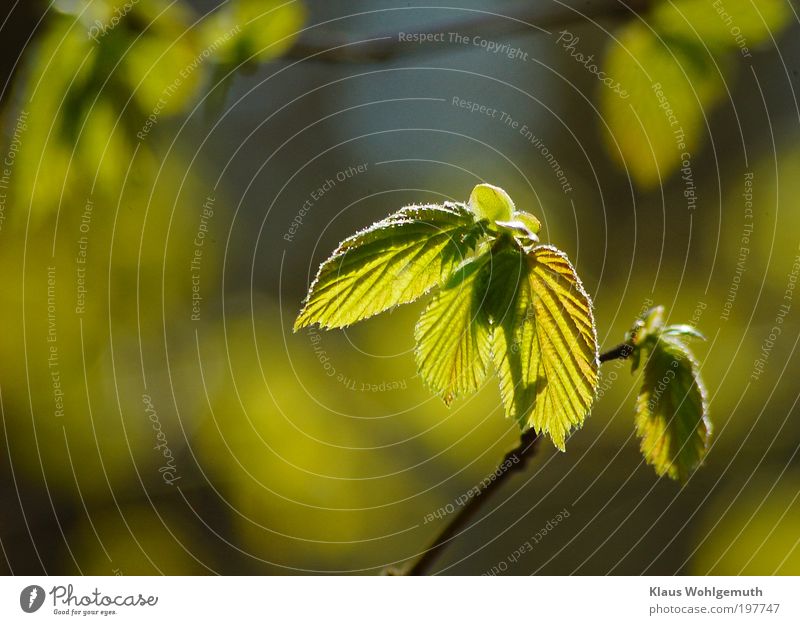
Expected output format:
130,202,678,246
401,342,632,575
599,342,634,362
406,428,540,576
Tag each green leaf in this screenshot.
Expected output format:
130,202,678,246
602,0,791,188
201,0,307,65
468,183,515,222
496,211,542,248
651,0,791,50
601,21,724,187
487,246,599,450
627,306,710,480
119,1,205,115
662,324,706,341
414,254,492,405
512,211,541,235
294,203,482,330
633,333,711,481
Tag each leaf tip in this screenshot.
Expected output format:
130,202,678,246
292,305,313,332
292,318,306,333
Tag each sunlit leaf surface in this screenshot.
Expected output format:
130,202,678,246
295,203,482,330
414,254,492,405
488,246,599,450
631,307,711,480
468,183,515,222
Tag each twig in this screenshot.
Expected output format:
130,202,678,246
402,342,633,575
599,342,634,363
285,1,653,64
405,428,540,576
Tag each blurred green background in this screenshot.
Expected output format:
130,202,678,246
1,0,799,575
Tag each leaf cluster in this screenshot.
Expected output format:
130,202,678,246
295,186,712,478
295,184,599,450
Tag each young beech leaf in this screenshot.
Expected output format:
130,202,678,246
414,254,493,405
512,210,542,235
630,308,711,480
487,246,599,450
294,203,482,330
661,324,706,342
468,183,515,222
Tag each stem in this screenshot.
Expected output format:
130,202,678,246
406,428,540,576
599,342,634,363
403,342,633,575
285,1,654,64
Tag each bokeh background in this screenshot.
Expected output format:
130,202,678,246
1,0,799,575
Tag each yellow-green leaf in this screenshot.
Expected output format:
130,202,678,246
294,203,481,331
512,211,541,235
633,333,711,481
468,183,515,222
120,1,204,114
201,0,306,64
488,246,599,450
414,255,492,405
651,0,791,50
602,21,724,187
